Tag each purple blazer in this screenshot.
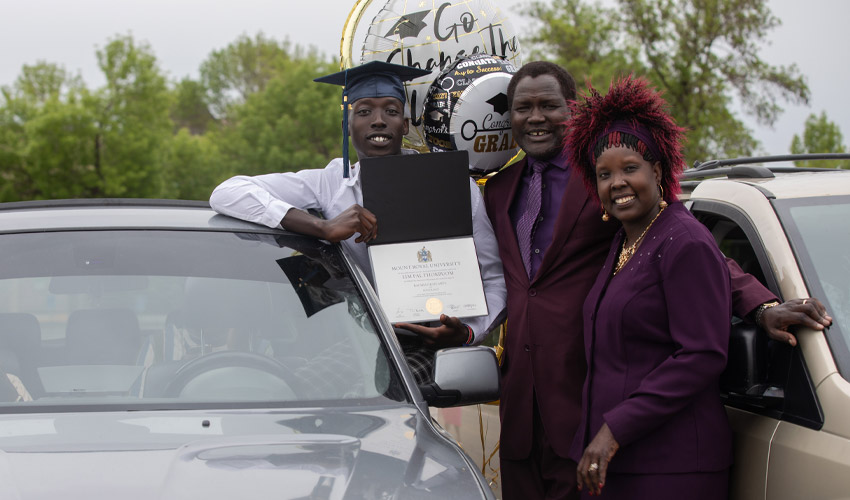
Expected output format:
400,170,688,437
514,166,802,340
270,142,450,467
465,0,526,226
572,202,733,473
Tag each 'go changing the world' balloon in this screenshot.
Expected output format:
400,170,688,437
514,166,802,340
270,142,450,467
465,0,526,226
358,0,523,149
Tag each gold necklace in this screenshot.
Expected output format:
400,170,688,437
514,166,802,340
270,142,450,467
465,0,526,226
613,205,667,275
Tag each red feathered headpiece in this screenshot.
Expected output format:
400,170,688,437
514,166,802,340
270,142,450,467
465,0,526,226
565,75,686,203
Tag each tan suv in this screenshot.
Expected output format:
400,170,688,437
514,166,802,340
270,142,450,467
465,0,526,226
435,154,850,499
682,154,850,499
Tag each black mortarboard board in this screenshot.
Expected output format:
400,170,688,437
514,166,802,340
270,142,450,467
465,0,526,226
314,61,431,178
277,255,344,317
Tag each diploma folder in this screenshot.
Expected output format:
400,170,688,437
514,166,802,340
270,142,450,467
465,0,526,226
360,151,487,323
360,150,472,245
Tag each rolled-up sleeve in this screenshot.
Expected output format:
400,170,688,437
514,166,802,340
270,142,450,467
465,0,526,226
210,168,329,228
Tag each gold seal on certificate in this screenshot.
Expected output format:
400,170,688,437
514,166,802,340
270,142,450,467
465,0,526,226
425,297,443,315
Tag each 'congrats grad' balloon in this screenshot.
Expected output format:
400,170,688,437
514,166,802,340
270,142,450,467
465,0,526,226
423,54,518,176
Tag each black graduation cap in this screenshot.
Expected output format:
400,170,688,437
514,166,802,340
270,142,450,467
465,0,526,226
383,9,430,39
314,61,431,178
486,92,511,115
277,255,344,317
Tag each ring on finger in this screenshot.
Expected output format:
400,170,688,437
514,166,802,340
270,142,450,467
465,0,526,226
588,462,599,472
803,299,808,305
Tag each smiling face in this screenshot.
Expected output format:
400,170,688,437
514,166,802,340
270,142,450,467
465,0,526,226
348,97,409,159
509,74,570,160
595,146,663,234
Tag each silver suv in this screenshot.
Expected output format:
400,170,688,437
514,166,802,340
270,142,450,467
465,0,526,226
0,199,500,499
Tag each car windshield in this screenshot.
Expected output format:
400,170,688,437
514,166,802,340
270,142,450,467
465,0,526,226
776,195,850,377
0,229,406,410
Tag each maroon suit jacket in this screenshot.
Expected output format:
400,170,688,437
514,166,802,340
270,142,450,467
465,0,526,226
484,158,619,459
483,158,776,461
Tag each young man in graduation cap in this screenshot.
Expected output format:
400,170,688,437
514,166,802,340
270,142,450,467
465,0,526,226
210,61,507,384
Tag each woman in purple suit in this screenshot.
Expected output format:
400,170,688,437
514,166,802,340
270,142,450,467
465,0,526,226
566,76,732,499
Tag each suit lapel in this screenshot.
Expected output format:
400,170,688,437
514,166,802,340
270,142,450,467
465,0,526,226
532,169,591,282
493,160,529,283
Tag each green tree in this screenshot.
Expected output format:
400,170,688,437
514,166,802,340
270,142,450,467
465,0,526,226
523,0,809,162
791,112,850,169
0,82,28,201
212,50,341,178
0,62,99,201
170,78,215,135
12,62,83,106
162,129,224,200
199,33,293,119
19,95,100,200
0,43,175,201
524,0,640,87
92,34,172,197
1,33,346,203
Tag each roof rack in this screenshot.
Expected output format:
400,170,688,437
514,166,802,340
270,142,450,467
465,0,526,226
682,153,850,181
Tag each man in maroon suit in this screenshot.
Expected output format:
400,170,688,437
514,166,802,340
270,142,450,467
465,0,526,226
483,61,833,500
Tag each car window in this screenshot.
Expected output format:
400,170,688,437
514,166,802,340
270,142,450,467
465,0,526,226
0,230,407,410
774,195,850,379
692,206,777,304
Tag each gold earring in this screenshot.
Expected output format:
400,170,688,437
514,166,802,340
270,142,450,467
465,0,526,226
658,184,668,209
601,206,610,222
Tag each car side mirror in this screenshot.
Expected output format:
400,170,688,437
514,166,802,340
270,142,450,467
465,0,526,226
420,346,500,408
721,320,783,409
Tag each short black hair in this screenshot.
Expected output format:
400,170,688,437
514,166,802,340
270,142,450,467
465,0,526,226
507,61,576,108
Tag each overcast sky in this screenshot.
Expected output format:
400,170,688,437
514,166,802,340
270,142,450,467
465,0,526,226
2,0,847,156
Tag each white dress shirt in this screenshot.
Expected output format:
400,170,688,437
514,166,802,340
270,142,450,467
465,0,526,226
209,156,507,344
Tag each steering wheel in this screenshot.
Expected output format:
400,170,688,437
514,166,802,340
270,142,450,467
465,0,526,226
163,351,305,398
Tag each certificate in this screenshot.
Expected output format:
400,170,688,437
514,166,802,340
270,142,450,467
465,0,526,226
368,237,488,323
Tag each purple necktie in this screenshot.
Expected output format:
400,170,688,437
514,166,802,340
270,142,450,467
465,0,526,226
517,159,546,278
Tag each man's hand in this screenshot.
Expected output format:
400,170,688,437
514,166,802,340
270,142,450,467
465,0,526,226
281,204,377,243
576,423,619,496
395,314,470,348
760,297,832,347
320,205,378,243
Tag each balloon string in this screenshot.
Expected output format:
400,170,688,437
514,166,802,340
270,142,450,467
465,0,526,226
342,69,350,178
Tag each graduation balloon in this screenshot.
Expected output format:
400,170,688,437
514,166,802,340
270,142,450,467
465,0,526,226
355,0,523,149
423,54,518,176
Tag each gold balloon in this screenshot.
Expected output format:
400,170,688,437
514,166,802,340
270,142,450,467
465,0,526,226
340,0,373,70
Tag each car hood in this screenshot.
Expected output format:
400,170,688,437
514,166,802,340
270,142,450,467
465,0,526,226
0,406,490,499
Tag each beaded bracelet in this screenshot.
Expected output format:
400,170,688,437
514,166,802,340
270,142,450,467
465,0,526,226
462,324,474,346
